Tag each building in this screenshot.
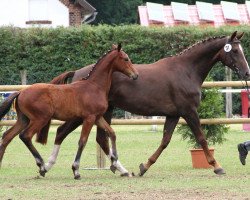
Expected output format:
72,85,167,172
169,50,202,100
0,0,96,27
138,1,250,27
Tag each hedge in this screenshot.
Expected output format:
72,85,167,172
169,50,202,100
1,25,250,85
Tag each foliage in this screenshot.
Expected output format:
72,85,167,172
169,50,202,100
1,25,250,85
177,81,229,148
88,0,143,25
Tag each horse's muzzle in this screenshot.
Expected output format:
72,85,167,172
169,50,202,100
131,74,139,80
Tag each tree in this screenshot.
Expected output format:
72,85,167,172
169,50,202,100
88,0,143,25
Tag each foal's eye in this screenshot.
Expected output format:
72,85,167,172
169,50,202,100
124,58,129,61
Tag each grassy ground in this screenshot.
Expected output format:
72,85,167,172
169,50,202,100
0,124,249,200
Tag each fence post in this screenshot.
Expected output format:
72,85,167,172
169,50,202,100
20,70,27,85
225,68,232,118
96,143,106,168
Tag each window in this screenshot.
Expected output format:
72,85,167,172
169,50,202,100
27,0,51,25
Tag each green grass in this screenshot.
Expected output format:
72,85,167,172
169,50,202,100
0,124,250,199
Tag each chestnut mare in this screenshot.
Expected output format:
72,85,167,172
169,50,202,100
37,32,250,176
0,44,138,179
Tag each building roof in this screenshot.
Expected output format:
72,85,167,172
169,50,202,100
138,2,250,27
76,0,96,14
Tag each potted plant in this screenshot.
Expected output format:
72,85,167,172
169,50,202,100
177,86,229,168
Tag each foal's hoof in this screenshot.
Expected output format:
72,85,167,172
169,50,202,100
138,163,147,177
121,172,135,177
39,169,47,177
110,164,116,174
74,174,81,180
214,168,226,175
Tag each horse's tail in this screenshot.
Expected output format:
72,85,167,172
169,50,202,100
36,120,51,145
50,71,75,84
0,92,20,121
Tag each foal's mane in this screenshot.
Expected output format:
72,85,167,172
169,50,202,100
177,36,227,56
83,49,115,80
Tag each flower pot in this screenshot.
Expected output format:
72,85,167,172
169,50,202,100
190,148,214,169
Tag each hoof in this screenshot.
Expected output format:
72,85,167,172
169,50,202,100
138,163,147,177
121,172,135,177
110,164,116,174
214,168,226,175
74,174,81,180
121,172,129,177
39,169,47,177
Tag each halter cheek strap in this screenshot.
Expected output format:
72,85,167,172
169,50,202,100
223,42,240,75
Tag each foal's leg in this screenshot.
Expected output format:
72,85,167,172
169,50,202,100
139,117,180,176
96,106,113,155
72,116,95,180
183,111,225,175
44,118,82,173
0,117,28,167
19,120,49,176
95,117,131,177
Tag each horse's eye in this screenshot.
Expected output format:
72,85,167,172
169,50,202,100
124,58,129,61
232,49,238,53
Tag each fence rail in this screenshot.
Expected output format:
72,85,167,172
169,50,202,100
0,81,249,91
1,118,250,126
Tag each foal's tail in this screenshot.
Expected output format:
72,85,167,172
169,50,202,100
36,120,51,145
50,71,75,84
0,92,20,121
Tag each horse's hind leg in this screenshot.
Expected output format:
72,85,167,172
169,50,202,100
184,111,225,175
44,118,82,173
19,119,49,176
95,117,131,177
139,117,179,176
0,115,28,168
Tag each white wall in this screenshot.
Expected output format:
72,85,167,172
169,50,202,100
0,0,69,27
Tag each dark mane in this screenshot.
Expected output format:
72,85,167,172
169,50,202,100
177,36,227,56
82,49,115,80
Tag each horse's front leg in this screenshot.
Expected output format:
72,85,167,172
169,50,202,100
72,116,95,180
139,117,179,176
183,111,225,175
43,119,82,174
95,117,132,177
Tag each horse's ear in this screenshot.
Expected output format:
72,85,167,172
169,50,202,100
117,43,122,52
229,31,237,42
112,44,117,50
237,32,244,40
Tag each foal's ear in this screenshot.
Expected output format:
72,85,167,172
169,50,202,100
229,31,237,42
117,43,122,52
237,32,244,40
112,44,118,50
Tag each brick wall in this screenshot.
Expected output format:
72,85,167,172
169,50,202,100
59,0,82,26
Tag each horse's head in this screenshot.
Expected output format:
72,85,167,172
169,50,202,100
111,44,138,80
220,31,250,80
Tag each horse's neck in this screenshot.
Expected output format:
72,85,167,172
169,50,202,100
88,54,115,94
182,37,228,84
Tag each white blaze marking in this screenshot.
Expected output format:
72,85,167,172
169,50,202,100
45,145,61,171
239,44,250,69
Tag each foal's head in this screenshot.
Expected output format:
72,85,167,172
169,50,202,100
111,44,138,80
220,31,250,80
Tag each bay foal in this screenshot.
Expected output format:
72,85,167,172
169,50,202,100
0,44,138,179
